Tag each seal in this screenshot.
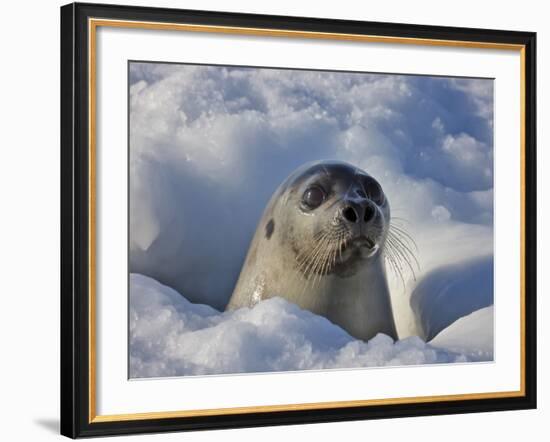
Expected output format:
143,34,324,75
226,160,398,341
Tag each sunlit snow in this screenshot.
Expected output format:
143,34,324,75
128,63,495,376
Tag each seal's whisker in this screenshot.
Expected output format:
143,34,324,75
316,239,334,281
296,230,329,267
305,223,351,282
334,231,344,269
389,222,416,240
389,230,418,254
326,239,338,275
387,230,420,270
298,251,325,295
387,234,416,264
387,220,419,281
385,232,418,283
317,245,328,278
320,228,343,283
389,223,418,251
386,235,410,269
387,243,408,287
302,234,333,291
386,235,415,274
338,231,344,262
390,216,413,223
384,240,406,288
298,239,325,296
301,233,331,276
327,242,338,271
309,245,328,290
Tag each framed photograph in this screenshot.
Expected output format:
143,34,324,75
60,2,536,438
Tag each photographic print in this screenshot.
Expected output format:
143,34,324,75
128,62,494,378
61,4,536,436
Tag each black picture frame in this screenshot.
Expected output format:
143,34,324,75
60,2,537,438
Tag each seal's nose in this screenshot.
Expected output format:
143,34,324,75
364,202,376,223
342,206,359,223
342,201,376,224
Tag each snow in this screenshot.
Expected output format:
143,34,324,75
128,64,494,340
430,306,494,361
129,274,492,378
127,63,495,371
410,255,493,340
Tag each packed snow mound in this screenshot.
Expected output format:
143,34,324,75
128,274,493,379
411,256,493,340
430,306,494,361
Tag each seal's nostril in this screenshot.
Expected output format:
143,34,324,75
342,206,358,223
364,204,375,223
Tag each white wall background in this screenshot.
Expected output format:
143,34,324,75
0,0,545,440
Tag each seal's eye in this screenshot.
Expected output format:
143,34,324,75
302,186,326,209
363,177,385,206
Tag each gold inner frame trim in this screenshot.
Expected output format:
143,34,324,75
90,18,525,50
88,17,527,423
